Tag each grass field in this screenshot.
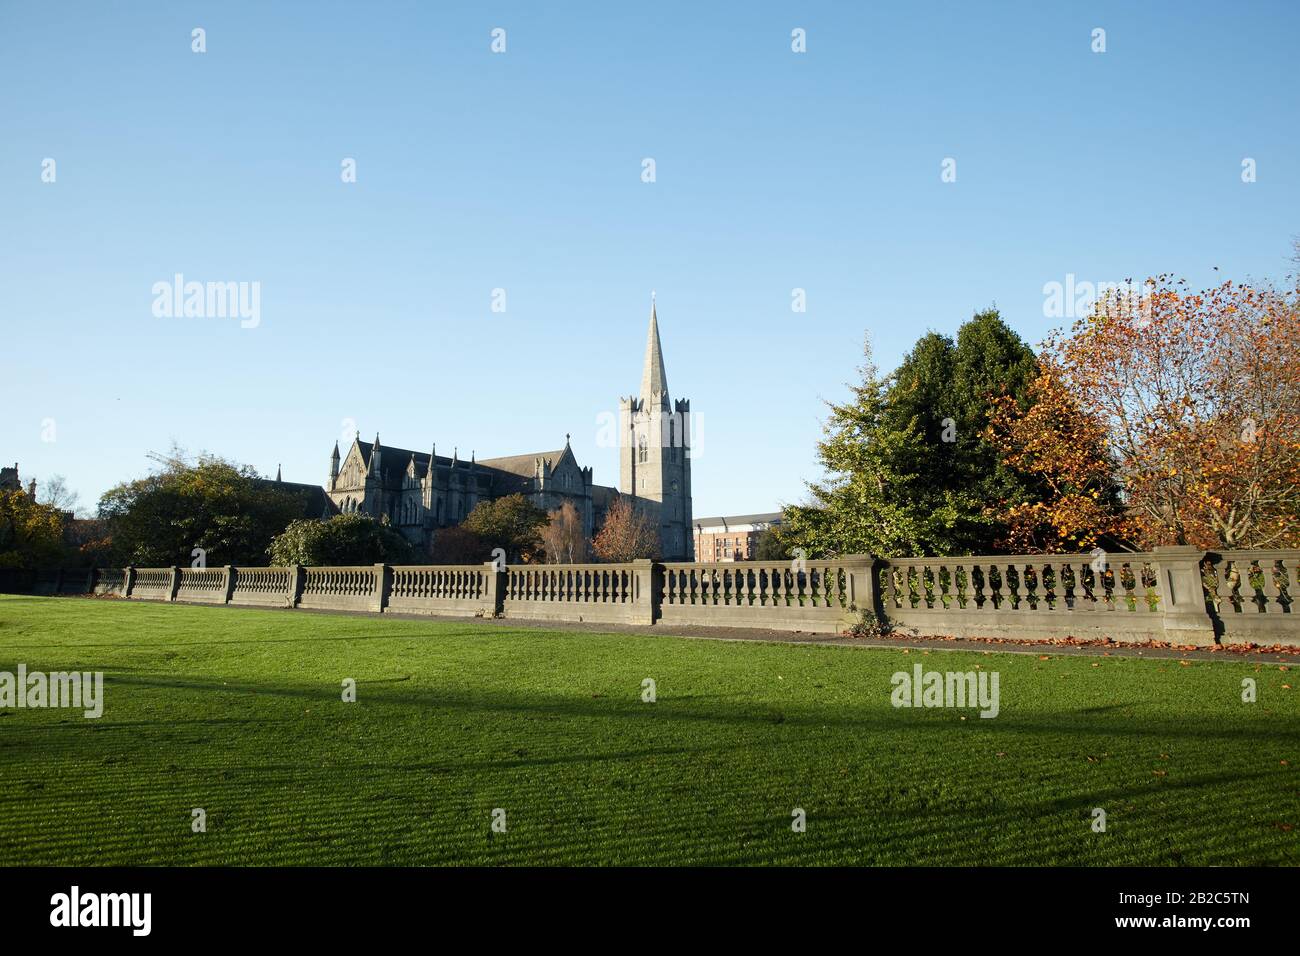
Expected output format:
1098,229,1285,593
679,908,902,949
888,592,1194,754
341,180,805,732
0,595,1296,866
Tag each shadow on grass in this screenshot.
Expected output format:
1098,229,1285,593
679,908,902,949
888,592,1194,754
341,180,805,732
5,669,1295,749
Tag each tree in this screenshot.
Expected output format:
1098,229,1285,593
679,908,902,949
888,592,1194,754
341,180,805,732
779,313,1041,558
592,496,660,562
63,517,112,568
540,501,590,564
778,343,940,558
877,309,1041,552
986,362,1128,552
750,527,789,561
35,474,82,516
461,494,549,562
268,513,415,566
99,454,309,566
994,275,1300,550
0,490,67,569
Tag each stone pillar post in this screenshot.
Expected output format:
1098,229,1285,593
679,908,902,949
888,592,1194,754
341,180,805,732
371,563,390,613
484,561,506,616
222,565,236,604
289,565,306,607
1153,546,1216,646
124,566,137,598
167,566,181,602
840,553,882,628
631,559,658,625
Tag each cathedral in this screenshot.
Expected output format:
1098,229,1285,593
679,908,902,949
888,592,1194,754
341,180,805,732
323,301,694,560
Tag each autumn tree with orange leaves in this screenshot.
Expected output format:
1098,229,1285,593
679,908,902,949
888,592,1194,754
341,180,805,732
592,495,660,562
990,275,1300,552
986,362,1127,553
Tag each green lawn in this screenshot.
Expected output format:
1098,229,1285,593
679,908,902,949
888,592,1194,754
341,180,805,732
0,595,1296,866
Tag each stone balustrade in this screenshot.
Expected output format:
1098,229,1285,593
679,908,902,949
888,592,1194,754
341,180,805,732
659,557,873,633
4,548,1297,646
387,564,498,617
175,567,230,605
503,561,654,624
882,551,1172,643
229,566,294,608
298,565,384,612
129,568,174,601
1201,550,1300,643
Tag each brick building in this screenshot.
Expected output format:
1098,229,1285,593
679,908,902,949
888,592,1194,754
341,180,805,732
692,512,782,562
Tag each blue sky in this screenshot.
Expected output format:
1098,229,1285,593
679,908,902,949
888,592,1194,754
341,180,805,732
2,1,1296,518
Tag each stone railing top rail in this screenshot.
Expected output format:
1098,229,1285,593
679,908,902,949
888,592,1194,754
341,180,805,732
391,564,491,572
509,562,648,572
1203,550,1300,560
883,553,1161,566
661,556,871,569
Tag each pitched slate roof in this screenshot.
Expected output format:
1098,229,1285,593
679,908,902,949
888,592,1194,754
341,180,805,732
691,512,783,529
475,449,566,478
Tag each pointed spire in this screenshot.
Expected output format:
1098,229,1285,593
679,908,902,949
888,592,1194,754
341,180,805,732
275,464,282,482
640,294,668,400
427,443,437,479
331,440,340,460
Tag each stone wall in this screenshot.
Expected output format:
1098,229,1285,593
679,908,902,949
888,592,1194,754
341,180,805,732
503,561,655,625
5,548,1298,646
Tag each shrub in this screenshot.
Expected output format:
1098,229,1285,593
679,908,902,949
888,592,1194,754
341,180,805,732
268,513,415,566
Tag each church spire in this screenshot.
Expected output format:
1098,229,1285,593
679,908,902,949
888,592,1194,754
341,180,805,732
640,293,668,401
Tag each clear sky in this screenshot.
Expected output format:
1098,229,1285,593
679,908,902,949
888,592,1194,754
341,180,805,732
2,1,1297,518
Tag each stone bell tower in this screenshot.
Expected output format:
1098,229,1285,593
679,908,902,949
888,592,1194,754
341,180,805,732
618,296,693,560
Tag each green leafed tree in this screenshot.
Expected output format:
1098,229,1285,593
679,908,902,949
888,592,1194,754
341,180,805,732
268,513,415,566
780,310,1042,558
461,493,549,562
750,526,790,562
99,454,312,566
0,490,68,569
